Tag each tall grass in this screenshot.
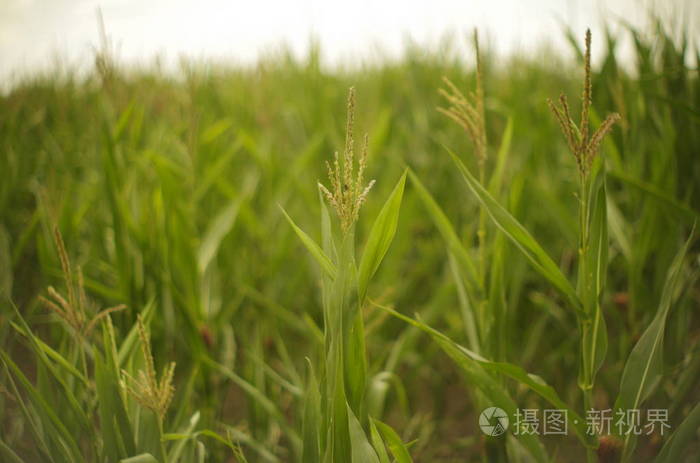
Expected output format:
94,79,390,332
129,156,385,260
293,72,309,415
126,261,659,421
1,18,698,462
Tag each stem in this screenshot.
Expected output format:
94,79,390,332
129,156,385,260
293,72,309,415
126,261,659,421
157,415,167,462
578,171,596,463
477,164,488,347
478,164,487,284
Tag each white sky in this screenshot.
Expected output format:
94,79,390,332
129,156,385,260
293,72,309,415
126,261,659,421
0,0,697,86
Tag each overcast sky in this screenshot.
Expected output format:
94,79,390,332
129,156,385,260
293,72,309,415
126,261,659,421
0,0,697,86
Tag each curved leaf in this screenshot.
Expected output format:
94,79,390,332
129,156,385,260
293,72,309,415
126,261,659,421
372,419,413,463
408,169,482,297
348,404,380,463
358,170,407,302
615,232,693,460
654,402,700,463
444,145,582,314
280,206,337,279
379,302,595,449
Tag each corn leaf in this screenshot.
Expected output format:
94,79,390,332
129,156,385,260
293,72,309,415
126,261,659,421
0,440,24,463
358,170,407,301
376,307,550,460
198,197,242,272
0,226,11,297
579,163,608,389
1,352,83,462
380,302,595,450
368,420,391,463
347,404,380,463
488,116,514,196
408,169,482,297
372,419,413,463
280,206,337,279
302,360,321,463
120,454,159,463
444,145,582,314
654,402,700,463
118,299,156,366
615,231,693,460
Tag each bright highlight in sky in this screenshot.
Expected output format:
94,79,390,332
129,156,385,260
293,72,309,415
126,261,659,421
0,0,696,86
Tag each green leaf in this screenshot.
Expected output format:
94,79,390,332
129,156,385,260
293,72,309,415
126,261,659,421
347,404,380,463
302,360,321,463
1,362,54,461
615,231,693,460
280,206,337,279
1,352,84,462
226,427,279,462
408,169,482,297
0,226,12,297
198,197,242,272
10,321,87,385
608,169,700,220
368,420,391,463
606,195,632,262
319,188,336,266
201,118,233,143
202,356,301,452
166,411,201,462
345,312,368,419
0,439,25,463
329,339,351,463
579,164,608,389
95,353,124,460
373,314,549,460
654,402,700,463
119,454,159,463
118,300,156,366
366,371,409,421
488,116,514,196
444,145,582,314
95,338,136,460
357,170,407,301
372,419,413,463
379,302,594,450
7,304,93,442
487,230,508,360
448,253,481,353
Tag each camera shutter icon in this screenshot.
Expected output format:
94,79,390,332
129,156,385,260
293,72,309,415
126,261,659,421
479,407,509,436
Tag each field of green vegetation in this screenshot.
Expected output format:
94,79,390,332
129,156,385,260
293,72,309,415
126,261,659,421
1,21,698,463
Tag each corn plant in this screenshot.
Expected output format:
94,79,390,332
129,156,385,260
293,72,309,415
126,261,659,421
0,228,236,463
284,87,412,462
387,29,697,462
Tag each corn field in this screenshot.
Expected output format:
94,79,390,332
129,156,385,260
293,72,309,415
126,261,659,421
0,20,698,463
